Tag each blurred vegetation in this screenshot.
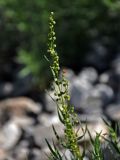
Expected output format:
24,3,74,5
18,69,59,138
0,0,120,89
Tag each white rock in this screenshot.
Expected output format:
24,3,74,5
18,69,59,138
78,67,98,83
70,77,92,109
94,84,114,103
39,113,59,127
0,121,21,150
11,116,34,128
99,72,110,83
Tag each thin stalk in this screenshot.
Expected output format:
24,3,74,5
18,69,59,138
47,12,82,160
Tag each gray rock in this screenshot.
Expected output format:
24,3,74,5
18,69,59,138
45,92,57,113
33,123,64,148
40,147,51,160
80,91,103,115
62,150,72,160
106,103,120,121
94,84,114,105
0,82,13,98
12,146,29,160
30,148,47,160
70,81,106,115
18,140,29,148
99,72,110,84
70,77,92,110
78,67,98,84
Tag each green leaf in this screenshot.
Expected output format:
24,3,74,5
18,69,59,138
52,125,60,141
45,139,57,158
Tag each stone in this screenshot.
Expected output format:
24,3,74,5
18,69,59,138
0,97,41,117
70,77,92,110
80,90,103,115
45,92,57,113
12,146,29,160
11,116,34,129
78,67,98,84
62,150,72,160
0,82,13,98
99,72,110,84
33,123,64,148
41,147,51,160
38,113,59,127
0,121,21,150
106,103,120,121
93,84,114,105
18,140,29,148
30,148,46,160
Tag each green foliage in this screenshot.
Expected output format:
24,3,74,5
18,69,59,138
89,132,104,160
0,0,50,89
45,139,63,160
103,121,120,159
93,134,103,160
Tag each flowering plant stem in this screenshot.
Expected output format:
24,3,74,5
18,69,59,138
47,12,82,160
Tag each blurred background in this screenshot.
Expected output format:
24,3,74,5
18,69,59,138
0,0,120,159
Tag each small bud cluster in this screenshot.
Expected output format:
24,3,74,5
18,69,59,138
48,12,60,78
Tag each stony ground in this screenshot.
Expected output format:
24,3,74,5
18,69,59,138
0,52,119,160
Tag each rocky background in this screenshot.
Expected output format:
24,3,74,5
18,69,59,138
0,1,120,159
0,50,119,160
